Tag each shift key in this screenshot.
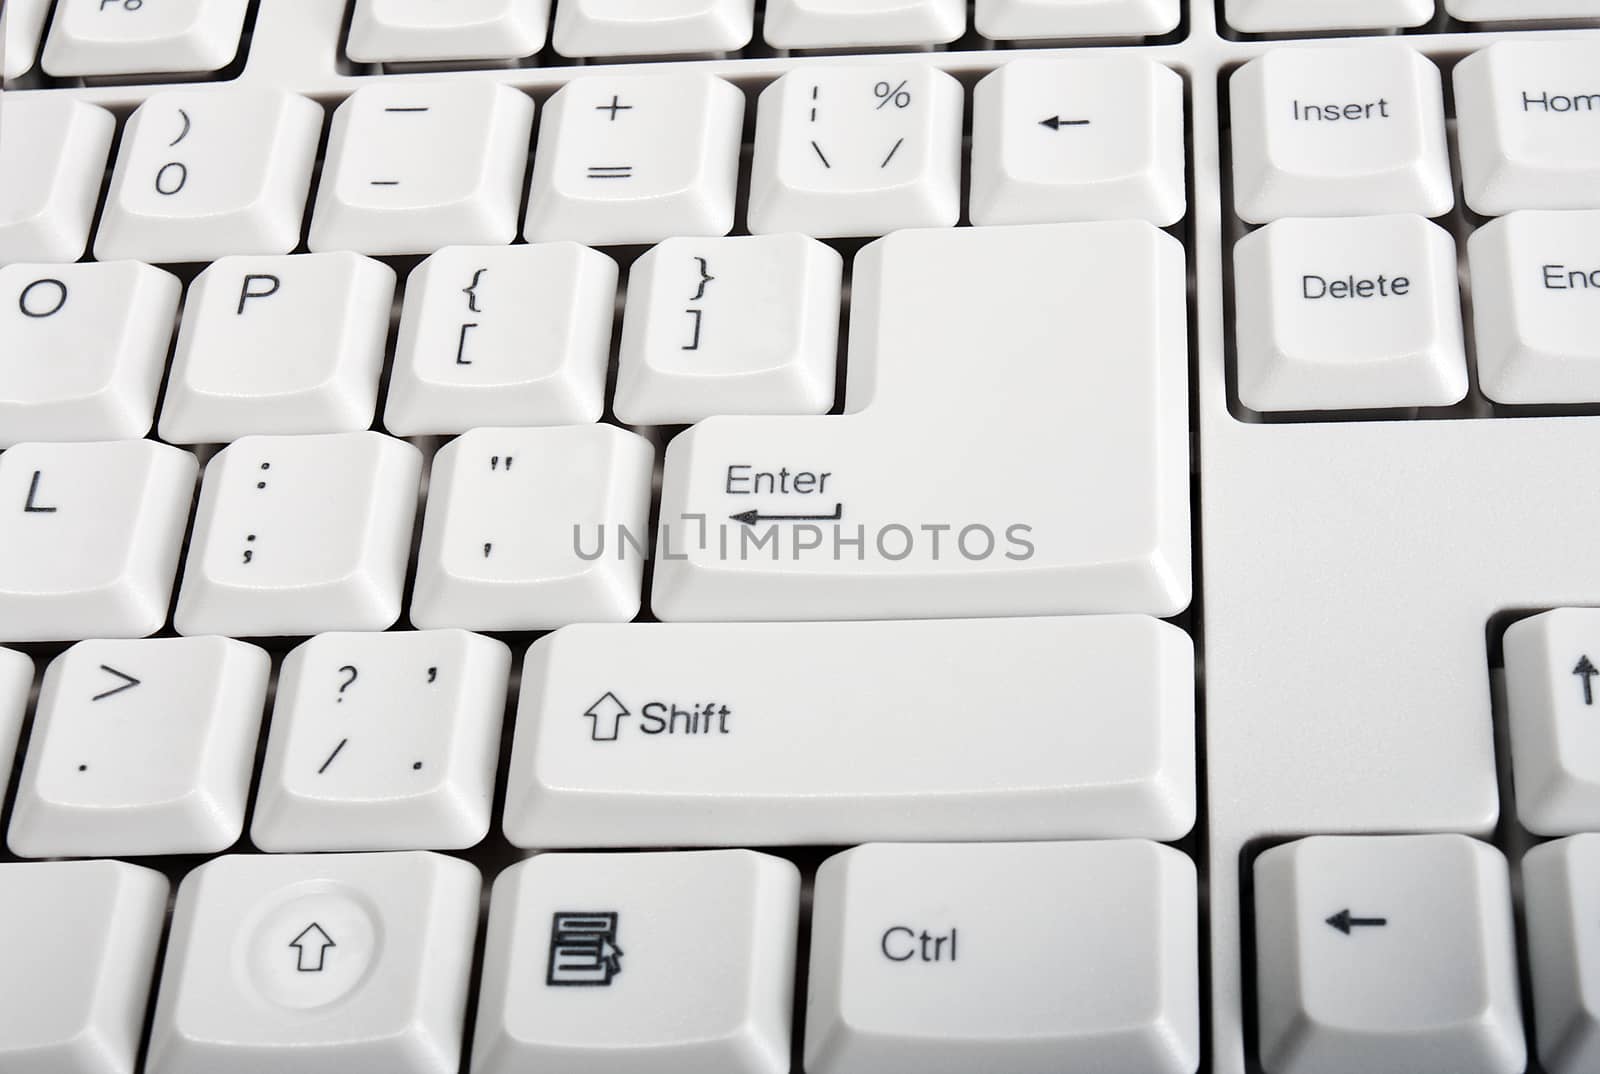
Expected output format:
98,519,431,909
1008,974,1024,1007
502,615,1195,848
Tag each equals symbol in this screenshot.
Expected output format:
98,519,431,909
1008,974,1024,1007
587,165,633,180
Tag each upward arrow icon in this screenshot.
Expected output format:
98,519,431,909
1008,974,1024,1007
1576,655,1597,706
584,693,630,741
290,923,336,972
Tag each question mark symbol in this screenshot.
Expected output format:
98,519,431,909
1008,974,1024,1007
336,665,357,702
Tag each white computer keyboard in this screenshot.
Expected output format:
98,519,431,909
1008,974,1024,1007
2,1,1600,1072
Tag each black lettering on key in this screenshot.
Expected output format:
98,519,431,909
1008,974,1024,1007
19,278,67,318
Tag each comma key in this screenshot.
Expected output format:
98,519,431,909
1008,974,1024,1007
652,220,1190,622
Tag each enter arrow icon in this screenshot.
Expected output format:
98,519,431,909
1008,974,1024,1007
1576,655,1597,706
290,923,336,972
91,665,141,702
729,504,844,526
1326,909,1388,935
1040,115,1091,131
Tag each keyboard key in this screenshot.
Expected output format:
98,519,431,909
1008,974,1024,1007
385,243,617,436
96,89,324,263
0,860,167,1074
762,0,967,49
473,850,800,1074
1470,210,1600,405
1455,41,1600,215
252,630,511,852
148,852,480,1074
504,615,1195,847
0,96,115,265
1502,608,1600,833
0,440,196,643
614,234,842,424
411,425,655,631
1254,835,1524,1074
2,0,51,78
175,432,422,638
805,841,1199,1074
0,261,181,446
42,0,250,77
653,221,1189,621
0,650,32,797
347,0,552,63
10,636,269,858
749,66,963,238
1231,47,1453,222
1447,0,1600,20
970,56,1185,227
975,0,1181,39
1234,214,1467,412
310,82,535,256
523,73,743,246
1523,834,1600,1074
160,252,396,444
1225,0,1434,32
552,0,756,57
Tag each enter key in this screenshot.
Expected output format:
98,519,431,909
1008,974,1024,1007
651,220,1192,622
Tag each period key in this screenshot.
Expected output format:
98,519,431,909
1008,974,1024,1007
804,841,1200,1074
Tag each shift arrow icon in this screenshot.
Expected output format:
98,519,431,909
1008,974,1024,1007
584,692,630,742
91,665,141,702
290,923,336,972
1575,655,1597,706
1326,909,1387,935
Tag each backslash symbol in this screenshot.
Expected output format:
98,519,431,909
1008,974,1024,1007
547,911,624,986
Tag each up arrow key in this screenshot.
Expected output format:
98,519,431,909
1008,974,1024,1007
584,692,630,742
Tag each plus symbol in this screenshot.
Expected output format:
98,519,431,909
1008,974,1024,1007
596,95,633,121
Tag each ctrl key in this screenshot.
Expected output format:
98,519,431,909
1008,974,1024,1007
805,840,1199,1074
1253,834,1524,1074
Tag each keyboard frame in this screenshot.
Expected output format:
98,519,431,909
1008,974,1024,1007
8,3,1600,1072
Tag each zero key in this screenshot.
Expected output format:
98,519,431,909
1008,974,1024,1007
651,220,1191,621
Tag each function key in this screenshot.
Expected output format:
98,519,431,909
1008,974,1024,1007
42,0,250,79
1523,834,1600,1074
552,0,755,58
346,0,551,64
1225,0,1434,34
1231,47,1452,222
763,0,967,49
2,0,53,78
1446,0,1600,21
975,0,1181,39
